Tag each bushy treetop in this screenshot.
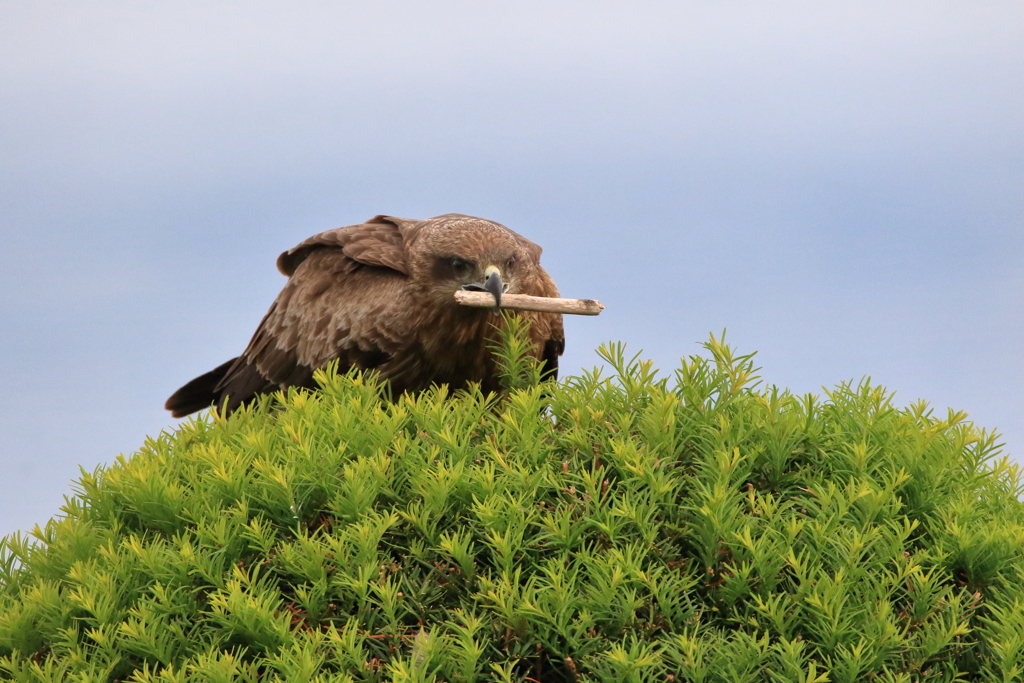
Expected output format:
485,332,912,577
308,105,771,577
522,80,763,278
2,327,1023,683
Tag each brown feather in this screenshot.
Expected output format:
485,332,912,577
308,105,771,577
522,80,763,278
166,214,565,417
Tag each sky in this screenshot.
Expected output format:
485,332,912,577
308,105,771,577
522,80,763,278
1,1,1022,538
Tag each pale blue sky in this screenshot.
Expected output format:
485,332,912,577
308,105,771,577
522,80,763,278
2,1,1022,537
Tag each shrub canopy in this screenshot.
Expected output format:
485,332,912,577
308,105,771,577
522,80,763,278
2,332,1024,683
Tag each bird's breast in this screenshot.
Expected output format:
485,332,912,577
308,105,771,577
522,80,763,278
381,305,505,394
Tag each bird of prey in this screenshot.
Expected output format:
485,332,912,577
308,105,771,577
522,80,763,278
165,214,564,417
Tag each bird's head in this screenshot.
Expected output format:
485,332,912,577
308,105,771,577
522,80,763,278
407,214,540,311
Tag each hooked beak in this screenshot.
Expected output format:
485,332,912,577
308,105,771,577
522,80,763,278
462,265,507,311
483,265,505,310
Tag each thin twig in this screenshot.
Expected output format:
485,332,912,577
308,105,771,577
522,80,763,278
454,291,605,316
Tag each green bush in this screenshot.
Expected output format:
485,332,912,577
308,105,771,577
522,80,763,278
3,326,1023,683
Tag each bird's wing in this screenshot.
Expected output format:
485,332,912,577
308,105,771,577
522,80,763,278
527,265,565,380
276,215,422,276
216,220,419,412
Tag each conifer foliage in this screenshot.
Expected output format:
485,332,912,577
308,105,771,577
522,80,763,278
2,324,1024,682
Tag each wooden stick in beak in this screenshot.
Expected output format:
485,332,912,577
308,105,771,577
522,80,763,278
455,291,605,316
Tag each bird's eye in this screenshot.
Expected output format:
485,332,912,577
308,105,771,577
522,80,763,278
506,256,516,269
451,257,468,272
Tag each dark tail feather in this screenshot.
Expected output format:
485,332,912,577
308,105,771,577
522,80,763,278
165,358,238,418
